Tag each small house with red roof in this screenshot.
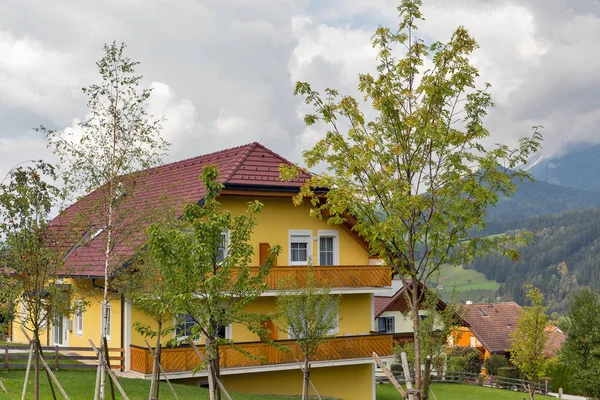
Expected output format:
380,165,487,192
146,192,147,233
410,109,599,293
10,142,392,400
374,278,449,343
449,302,566,370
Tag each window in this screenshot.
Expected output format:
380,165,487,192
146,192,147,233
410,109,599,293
175,314,202,341
216,231,229,262
288,299,339,338
318,230,339,266
216,324,232,340
101,303,111,342
377,316,395,333
74,301,83,336
289,230,312,265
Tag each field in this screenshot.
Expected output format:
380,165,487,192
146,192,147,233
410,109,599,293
0,370,554,400
430,264,500,303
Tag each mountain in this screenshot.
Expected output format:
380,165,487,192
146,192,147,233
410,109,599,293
486,175,600,223
470,208,600,313
527,144,600,192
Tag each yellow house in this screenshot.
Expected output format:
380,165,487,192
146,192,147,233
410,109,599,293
12,142,393,400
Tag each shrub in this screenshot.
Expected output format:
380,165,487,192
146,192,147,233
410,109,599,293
485,354,507,376
447,346,480,375
497,367,521,380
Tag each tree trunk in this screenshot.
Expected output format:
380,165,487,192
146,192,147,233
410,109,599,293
421,355,431,400
152,327,162,400
303,358,310,400
410,285,422,390
34,337,39,400
206,336,217,400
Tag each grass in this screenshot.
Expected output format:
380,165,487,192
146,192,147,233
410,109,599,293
431,264,500,303
0,370,300,400
376,383,552,400
0,370,555,400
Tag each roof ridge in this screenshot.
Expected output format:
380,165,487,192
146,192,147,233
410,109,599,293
221,142,259,183
142,142,257,175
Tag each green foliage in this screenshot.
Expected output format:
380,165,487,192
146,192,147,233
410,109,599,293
0,162,75,341
471,207,600,312
546,363,577,394
276,268,340,361
283,0,542,386
509,286,553,399
560,288,600,399
446,346,480,375
497,367,521,380
485,354,507,376
147,165,281,398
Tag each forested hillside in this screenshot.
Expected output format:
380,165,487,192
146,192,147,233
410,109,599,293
486,177,600,222
469,208,600,313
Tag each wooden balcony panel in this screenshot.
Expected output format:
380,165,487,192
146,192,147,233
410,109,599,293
240,265,391,290
130,334,393,375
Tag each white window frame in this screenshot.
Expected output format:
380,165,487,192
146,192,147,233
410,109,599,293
74,301,83,336
377,316,395,333
288,300,339,338
317,230,339,266
101,302,112,342
174,314,203,343
289,230,312,266
216,230,230,263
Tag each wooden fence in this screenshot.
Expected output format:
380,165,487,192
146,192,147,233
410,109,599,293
384,371,551,396
2,345,124,371
131,334,393,375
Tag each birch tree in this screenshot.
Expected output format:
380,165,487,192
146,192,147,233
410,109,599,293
42,42,169,399
283,0,542,389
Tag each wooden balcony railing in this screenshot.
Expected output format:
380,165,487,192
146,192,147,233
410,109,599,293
246,265,391,290
130,334,393,375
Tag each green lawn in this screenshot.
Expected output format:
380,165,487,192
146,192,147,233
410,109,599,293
432,264,500,303
0,370,300,400
376,383,551,400
0,370,555,400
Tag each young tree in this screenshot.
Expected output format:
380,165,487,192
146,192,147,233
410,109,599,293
118,253,174,400
276,267,340,400
510,286,552,400
0,162,73,399
560,288,600,399
283,0,542,387
42,42,169,399
146,165,281,400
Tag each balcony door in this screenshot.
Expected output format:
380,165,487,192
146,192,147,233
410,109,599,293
53,313,69,347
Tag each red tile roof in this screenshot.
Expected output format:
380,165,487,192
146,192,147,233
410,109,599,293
463,302,521,353
374,279,449,319
53,142,312,278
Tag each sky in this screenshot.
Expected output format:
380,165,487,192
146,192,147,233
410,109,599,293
1,0,599,180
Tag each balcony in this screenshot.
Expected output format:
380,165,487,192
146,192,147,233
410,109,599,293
244,265,391,290
130,334,393,375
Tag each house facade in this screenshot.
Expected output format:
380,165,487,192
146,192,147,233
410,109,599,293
12,142,393,400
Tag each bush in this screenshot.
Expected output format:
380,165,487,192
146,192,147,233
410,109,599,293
497,367,521,380
447,346,480,375
485,354,507,376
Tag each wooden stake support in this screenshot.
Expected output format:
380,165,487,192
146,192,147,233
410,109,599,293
89,340,129,400
295,358,322,400
20,327,69,400
144,339,180,400
400,352,414,400
372,352,406,397
188,340,233,400
0,377,7,394
21,342,35,400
